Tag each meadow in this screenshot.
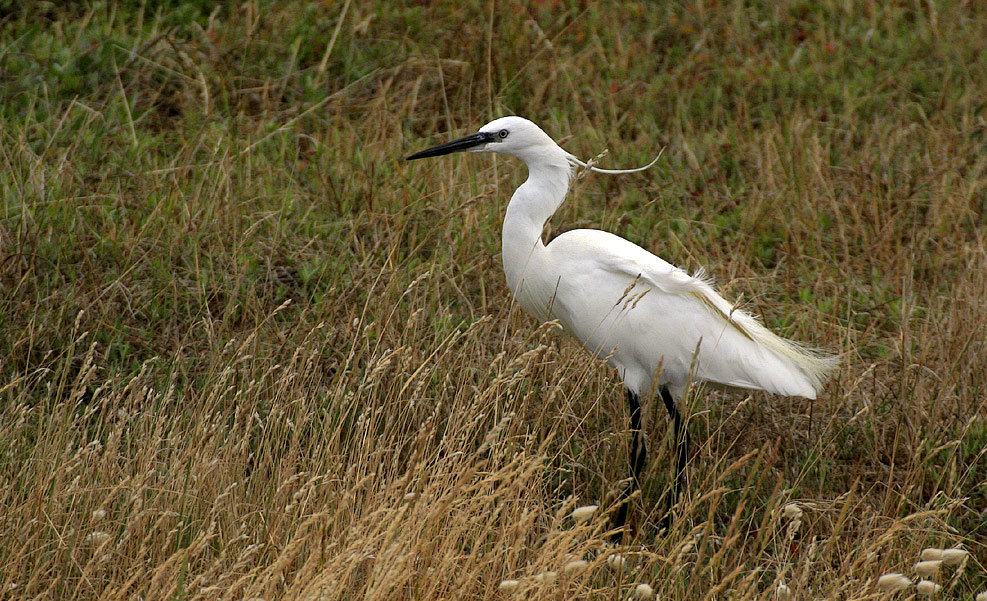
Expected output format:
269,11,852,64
1,1,985,599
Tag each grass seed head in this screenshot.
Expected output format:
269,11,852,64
974,592,987,601
914,560,942,578
916,580,941,595
571,505,598,523
782,503,803,519
776,583,793,601
563,560,589,576
877,573,912,592
533,571,557,585
633,583,655,600
498,580,521,594
91,509,106,521
920,548,944,561
607,554,627,570
940,548,967,565
85,531,111,546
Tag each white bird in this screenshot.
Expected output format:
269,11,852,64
407,116,836,539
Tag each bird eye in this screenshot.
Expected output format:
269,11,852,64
498,129,509,139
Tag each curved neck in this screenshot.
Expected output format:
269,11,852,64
501,148,573,294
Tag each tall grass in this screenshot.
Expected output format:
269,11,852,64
1,1,985,599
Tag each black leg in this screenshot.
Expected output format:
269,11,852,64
660,386,690,524
612,389,647,543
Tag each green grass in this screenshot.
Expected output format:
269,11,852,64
1,1,986,599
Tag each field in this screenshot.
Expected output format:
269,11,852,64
1,1,986,599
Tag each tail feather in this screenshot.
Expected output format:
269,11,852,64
738,317,838,398
687,272,837,398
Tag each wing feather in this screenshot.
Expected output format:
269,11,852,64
548,230,836,398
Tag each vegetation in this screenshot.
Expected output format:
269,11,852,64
1,1,985,599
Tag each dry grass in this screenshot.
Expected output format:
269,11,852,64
1,1,986,599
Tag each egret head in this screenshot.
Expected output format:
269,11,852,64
408,117,663,176
406,116,557,164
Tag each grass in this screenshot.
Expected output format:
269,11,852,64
1,0,986,599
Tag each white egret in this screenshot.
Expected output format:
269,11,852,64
406,116,836,540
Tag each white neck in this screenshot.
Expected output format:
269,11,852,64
501,145,574,299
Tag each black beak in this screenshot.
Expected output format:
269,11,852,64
406,131,496,160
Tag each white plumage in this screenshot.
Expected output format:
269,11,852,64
484,116,833,399
523,228,832,398
407,115,836,537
